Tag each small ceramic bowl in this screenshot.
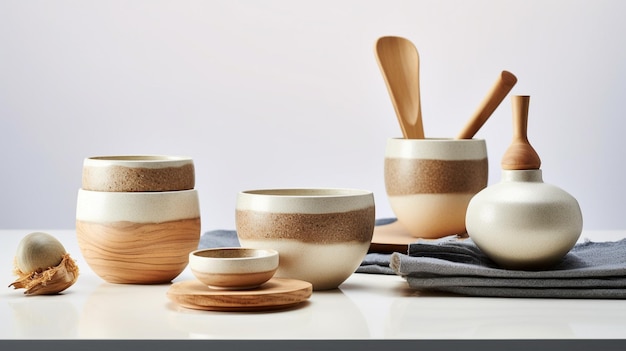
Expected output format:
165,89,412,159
189,248,279,290
82,155,195,192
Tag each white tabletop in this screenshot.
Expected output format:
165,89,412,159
1,229,626,340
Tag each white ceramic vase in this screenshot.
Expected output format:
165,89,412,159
465,169,583,270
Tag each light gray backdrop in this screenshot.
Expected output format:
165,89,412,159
1,0,624,231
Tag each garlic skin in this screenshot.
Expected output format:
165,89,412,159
9,232,79,295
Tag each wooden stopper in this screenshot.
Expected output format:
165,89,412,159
501,95,541,170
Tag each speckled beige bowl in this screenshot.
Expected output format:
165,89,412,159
385,138,488,238
235,188,375,290
189,248,279,290
82,155,195,192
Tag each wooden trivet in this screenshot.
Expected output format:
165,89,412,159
369,220,416,253
369,220,469,254
167,278,312,312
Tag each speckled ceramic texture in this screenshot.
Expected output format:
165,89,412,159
235,188,375,290
384,138,488,238
466,169,583,270
82,155,195,192
76,189,201,284
189,248,279,290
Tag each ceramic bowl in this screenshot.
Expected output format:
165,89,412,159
81,155,195,192
189,248,279,290
384,138,488,238
235,188,375,290
76,189,201,284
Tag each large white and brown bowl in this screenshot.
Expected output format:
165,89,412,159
76,188,201,284
235,188,375,291
82,155,195,192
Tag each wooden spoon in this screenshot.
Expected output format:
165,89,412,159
501,95,541,170
456,70,518,139
375,36,425,139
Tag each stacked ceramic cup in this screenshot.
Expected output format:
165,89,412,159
76,155,201,284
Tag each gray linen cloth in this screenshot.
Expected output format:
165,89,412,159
390,235,626,298
199,229,241,249
198,219,626,298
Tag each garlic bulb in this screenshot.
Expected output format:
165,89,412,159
9,232,79,295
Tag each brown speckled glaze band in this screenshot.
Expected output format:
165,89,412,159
385,158,488,195
236,206,375,244
82,163,195,192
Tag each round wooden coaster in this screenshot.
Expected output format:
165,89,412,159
167,277,312,312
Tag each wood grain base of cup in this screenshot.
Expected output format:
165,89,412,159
76,218,200,284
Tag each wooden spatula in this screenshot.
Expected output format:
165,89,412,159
375,36,425,139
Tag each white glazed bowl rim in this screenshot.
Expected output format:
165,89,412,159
76,188,200,223
239,188,373,197
85,155,192,163
189,247,279,274
77,188,198,196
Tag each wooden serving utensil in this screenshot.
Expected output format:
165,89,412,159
501,95,541,170
456,70,518,139
375,36,425,139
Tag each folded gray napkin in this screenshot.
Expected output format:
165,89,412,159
390,235,626,299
